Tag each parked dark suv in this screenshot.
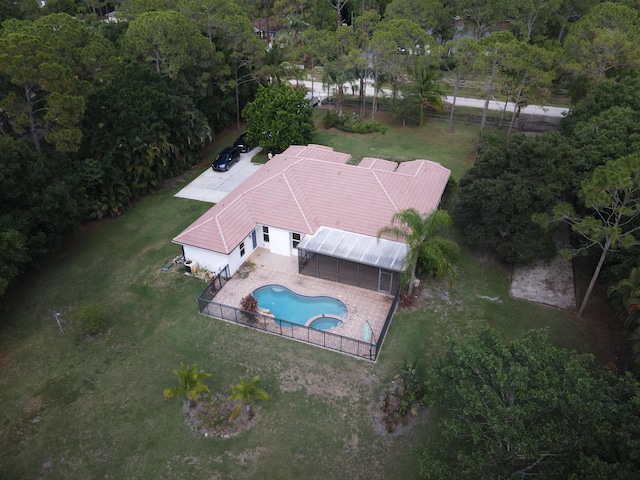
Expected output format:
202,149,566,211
212,146,241,172
233,132,251,153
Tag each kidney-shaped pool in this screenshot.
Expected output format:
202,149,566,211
252,284,348,330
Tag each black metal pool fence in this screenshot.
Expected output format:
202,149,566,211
196,269,400,361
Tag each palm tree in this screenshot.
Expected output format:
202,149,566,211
407,63,445,127
276,14,309,50
163,363,212,401
377,208,459,297
229,375,271,420
323,59,356,117
264,45,287,85
280,61,305,87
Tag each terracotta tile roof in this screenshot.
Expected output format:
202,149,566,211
173,145,451,254
358,157,399,171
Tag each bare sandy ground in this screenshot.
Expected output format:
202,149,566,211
510,255,576,310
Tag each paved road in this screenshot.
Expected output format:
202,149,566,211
293,79,569,118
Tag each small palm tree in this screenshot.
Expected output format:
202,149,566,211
229,375,271,420
407,62,445,127
280,61,305,87
378,208,459,297
323,60,356,117
163,363,211,401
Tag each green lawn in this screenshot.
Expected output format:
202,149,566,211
0,119,607,480
313,109,478,181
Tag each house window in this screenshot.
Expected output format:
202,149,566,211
263,226,270,242
292,232,301,249
240,241,245,257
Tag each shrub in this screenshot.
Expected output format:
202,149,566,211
240,294,258,312
323,110,341,129
323,111,386,134
395,359,423,416
76,302,107,335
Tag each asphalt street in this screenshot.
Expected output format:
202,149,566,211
293,79,569,118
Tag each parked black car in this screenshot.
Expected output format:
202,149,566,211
212,146,241,172
233,132,251,153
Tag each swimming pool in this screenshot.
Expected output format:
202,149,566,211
308,317,343,329
252,284,348,330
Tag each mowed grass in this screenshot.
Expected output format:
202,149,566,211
0,120,606,480
313,109,478,181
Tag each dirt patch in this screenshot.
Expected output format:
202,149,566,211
510,256,576,310
182,394,258,439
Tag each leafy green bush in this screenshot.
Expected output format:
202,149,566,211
323,110,341,129
395,359,423,416
76,302,107,335
323,111,386,134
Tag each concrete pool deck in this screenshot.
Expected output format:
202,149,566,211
211,248,395,346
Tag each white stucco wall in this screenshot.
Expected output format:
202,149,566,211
257,224,270,249
182,246,228,275
227,232,257,274
181,225,302,276
268,226,295,256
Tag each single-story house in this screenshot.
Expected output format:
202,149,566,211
172,144,451,294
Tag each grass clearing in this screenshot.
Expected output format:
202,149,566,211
313,109,478,181
0,118,611,479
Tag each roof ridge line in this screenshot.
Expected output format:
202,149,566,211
282,170,313,232
394,159,451,177
215,215,228,252
372,169,399,211
175,210,220,238
206,155,304,222
240,155,304,192
180,156,306,246
392,159,424,177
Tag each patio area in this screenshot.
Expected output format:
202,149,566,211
210,248,396,348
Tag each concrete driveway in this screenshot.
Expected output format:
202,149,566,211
175,147,263,203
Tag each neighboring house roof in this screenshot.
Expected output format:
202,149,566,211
173,144,451,255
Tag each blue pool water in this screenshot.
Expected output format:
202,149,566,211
252,285,348,330
308,317,343,329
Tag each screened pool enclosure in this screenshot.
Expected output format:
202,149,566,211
297,227,406,294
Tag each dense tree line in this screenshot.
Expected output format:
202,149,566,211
421,328,640,479
454,76,640,373
0,6,263,293
454,132,574,265
455,76,640,279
